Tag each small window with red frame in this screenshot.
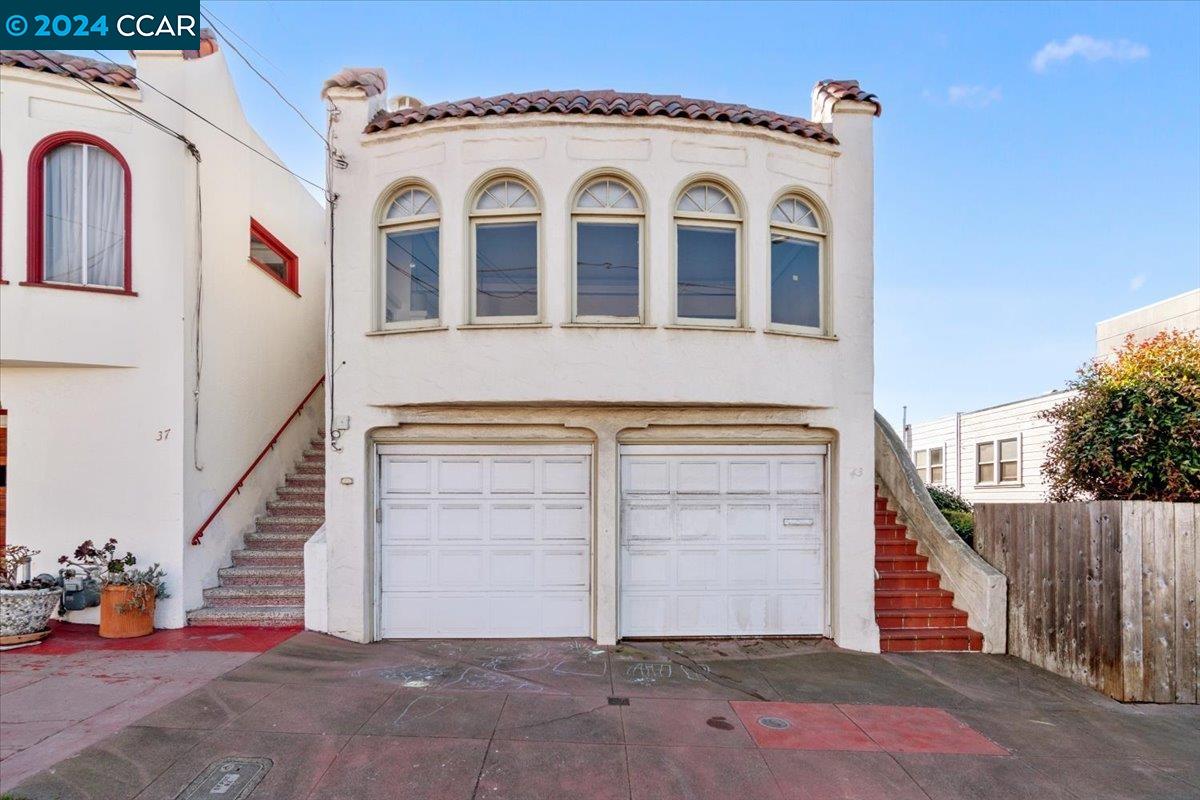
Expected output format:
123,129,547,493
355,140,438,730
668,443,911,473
249,219,298,294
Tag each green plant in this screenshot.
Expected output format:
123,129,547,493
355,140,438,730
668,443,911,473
1041,331,1200,502
58,539,169,614
926,484,973,514
941,509,975,547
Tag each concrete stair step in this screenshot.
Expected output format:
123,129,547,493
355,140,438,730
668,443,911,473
875,527,910,542
285,473,323,486
294,462,324,475
875,540,918,557
875,511,898,524
244,532,309,550
303,448,325,460
204,585,304,607
188,605,304,626
232,549,305,567
876,570,942,590
267,498,324,513
875,554,929,572
218,565,305,586
257,517,323,533
880,626,984,653
277,484,324,497
875,588,956,610
876,608,969,629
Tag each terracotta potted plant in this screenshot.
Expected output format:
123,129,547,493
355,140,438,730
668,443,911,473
1,545,63,648
60,539,169,639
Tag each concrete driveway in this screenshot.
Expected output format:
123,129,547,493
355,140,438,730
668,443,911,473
5,633,1198,799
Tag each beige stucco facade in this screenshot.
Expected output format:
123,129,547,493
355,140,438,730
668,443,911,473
317,80,879,649
0,50,325,627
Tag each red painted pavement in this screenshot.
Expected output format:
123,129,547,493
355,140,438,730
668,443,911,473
837,703,1009,756
26,620,300,655
730,701,879,751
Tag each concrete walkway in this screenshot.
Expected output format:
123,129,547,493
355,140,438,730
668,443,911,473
4,633,1197,799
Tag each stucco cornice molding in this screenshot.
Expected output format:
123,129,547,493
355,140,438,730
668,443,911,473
0,66,142,101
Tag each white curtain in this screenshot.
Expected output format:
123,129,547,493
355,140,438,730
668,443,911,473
86,148,126,287
43,144,83,284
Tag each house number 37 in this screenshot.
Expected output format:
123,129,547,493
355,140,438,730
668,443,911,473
156,428,171,441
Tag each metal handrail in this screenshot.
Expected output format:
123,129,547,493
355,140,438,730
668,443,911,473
190,376,325,546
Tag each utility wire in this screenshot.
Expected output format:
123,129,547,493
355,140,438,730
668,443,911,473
197,2,285,75
87,49,328,196
198,7,331,150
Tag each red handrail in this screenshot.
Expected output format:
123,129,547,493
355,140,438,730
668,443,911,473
191,376,325,546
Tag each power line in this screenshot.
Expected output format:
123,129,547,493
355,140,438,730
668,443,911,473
198,6,331,150
87,49,327,196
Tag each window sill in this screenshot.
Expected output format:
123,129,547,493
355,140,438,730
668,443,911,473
18,281,137,297
974,482,1024,489
561,322,656,329
458,322,553,330
249,259,301,297
366,325,449,337
663,323,755,333
764,327,838,341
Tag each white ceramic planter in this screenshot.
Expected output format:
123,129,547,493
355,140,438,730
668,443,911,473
0,587,63,636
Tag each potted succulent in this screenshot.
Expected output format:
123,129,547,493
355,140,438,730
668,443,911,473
60,539,169,639
1,545,63,647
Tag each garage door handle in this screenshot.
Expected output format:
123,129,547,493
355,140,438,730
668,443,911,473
783,518,814,526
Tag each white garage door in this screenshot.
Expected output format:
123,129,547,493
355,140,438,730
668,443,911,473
619,444,826,637
378,444,591,638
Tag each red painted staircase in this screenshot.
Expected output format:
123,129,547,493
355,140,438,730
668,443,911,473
187,435,324,626
875,489,983,652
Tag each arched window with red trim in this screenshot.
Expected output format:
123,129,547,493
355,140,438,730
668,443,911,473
26,132,133,295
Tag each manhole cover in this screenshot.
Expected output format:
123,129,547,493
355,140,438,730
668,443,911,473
176,757,272,799
757,716,791,730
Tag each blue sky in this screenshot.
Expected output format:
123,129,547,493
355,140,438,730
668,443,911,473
123,2,1200,426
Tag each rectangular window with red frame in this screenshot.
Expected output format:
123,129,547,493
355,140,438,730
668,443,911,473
249,219,298,294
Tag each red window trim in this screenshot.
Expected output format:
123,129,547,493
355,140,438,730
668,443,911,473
249,218,300,296
26,131,134,295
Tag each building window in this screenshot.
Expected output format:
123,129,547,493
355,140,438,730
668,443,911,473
770,194,825,331
379,185,439,327
913,447,945,484
249,219,299,294
674,181,740,325
27,133,132,294
572,177,643,322
976,438,1020,485
470,177,540,322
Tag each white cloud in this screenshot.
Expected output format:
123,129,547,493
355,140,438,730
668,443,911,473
1129,274,1147,292
946,85,1003,109
1031,35,1149,73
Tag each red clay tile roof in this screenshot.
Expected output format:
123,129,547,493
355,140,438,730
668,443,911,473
815,79,882,116
365,89,837,143
322,67,388,98
0,50,137,89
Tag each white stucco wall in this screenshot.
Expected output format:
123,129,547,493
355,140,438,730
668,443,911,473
320,83,878,649
0,50,325,627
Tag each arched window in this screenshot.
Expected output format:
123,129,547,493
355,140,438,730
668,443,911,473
379,184,440,326
674,181,740,325
469,176,540,322
572,177,643,322
28,132,132,293
769,194,825,332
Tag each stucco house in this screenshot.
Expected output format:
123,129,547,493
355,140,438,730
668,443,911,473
307,73,886,651
906,288,1200,504
0,41,325,628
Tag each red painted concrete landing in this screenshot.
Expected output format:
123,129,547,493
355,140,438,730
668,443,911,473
27,620,300,655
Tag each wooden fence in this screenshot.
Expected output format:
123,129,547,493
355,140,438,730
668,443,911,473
975,502,1198,703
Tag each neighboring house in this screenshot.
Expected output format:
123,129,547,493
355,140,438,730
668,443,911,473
313,75,882,650
907,289,1199,504
0,42,325,628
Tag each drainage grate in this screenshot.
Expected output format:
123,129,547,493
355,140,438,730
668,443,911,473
757,716,791,730
607,696,630,706
175,757,272,800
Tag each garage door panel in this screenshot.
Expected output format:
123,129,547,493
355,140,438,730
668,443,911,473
677,504,721,540
438,504,485,541
543,504,588,541
620,448,825,637
778,460,822,494
384,458,431,494
438,459,485,493
380,448,592,639
543,458,588,494
676,549,721,585
491,458,535,493
677,460,721,493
